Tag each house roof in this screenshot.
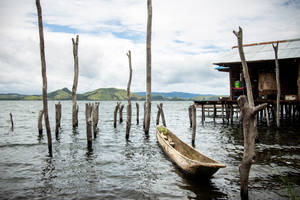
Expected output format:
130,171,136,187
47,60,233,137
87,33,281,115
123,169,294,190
214,38,300,66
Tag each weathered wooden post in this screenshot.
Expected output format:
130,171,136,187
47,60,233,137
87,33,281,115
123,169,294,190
143,102,146,129
273,43,280,128
55,102,62,136
188,105,193,127
156,104,161,125
221,102,224,123
201,104,205,122
119,105,124,123
234,27,267,200
159,103,166,127
72,35,79,128
9,113,14,131
86,103,93,150
36,0,52,157
191,105,196,146
92,102,99,138
136,103,139,125
213,104,217,121
144,0,152,134
265,106,270,127
38,110,44,134
114,102,121,128
126,50,133,140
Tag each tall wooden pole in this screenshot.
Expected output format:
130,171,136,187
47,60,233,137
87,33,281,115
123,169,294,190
233,27,267,200
273,43,280,128
36,0,52,157
144,0,152,134
126,50,133,139
72,35,79,128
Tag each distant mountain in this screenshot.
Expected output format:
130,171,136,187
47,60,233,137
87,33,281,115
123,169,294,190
81,88,143,101
135,92,201,99
0,88,222,101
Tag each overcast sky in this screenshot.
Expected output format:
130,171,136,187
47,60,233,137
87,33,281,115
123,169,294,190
0,0,299,95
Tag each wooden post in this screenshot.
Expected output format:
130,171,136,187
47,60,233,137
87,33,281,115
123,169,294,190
188,105,193,127
213,104,216,121
201,104,205,122
143,102,146,129
114,102,121,128
272,43,281,128
159,103,166,127
126,50,133,140
191,105,196,146
221,102,224,123
234,27,268,200
230,104,234,124
265,106,270,127
92,102,99,138
9,113,14,131
85,103,93,151
36,0,52,157
136,103,139,125
156,104,161,125
144,0,152,134
72,35,79,128
119,104,124,123
55,102,62,136
38,110,44,135
298,62,300,101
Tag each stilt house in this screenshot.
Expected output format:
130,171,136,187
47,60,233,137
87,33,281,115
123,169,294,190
214,38,300,102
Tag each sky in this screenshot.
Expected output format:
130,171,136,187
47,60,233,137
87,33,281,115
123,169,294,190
0,0,300,95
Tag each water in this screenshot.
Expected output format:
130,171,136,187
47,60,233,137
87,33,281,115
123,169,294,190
0,101,299,199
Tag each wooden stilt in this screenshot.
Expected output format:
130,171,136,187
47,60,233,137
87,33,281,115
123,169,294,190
143,102,146,129
86,103,93,150
265,106,270,127
191,105,196,146
201,104,205,122
188,105,193,127
113,102,121,128
221,103,224,123
55,102,62,137
213,104,216,121
9,113,14,131
160,103,166,127
156,104,161,125
38,110,44,135
119,104,124,123
92,102,99,138
230,104,233,124
136,103,139,125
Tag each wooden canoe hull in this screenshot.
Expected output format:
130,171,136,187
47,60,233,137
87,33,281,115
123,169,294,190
156,126,226,178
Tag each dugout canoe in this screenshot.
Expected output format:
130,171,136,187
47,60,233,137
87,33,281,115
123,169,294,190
156,126,226,178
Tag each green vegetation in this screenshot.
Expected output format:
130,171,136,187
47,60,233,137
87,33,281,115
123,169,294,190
0,87,223,101
276,169,297,200
158,126,168,135
81,88,144,101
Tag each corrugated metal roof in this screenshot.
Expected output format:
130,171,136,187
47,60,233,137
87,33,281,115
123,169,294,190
214,38,300,65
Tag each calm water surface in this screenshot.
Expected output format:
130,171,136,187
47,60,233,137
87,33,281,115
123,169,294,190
0,101,299,199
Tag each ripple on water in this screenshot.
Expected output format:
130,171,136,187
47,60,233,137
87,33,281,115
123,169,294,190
0,101,299,199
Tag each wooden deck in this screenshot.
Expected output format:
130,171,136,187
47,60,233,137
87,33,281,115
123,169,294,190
193,100,300,124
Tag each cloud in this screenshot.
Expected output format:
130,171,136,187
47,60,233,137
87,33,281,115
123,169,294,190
0,0,299,95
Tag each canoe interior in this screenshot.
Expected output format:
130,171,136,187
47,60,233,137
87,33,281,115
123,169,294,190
157,126,225,167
